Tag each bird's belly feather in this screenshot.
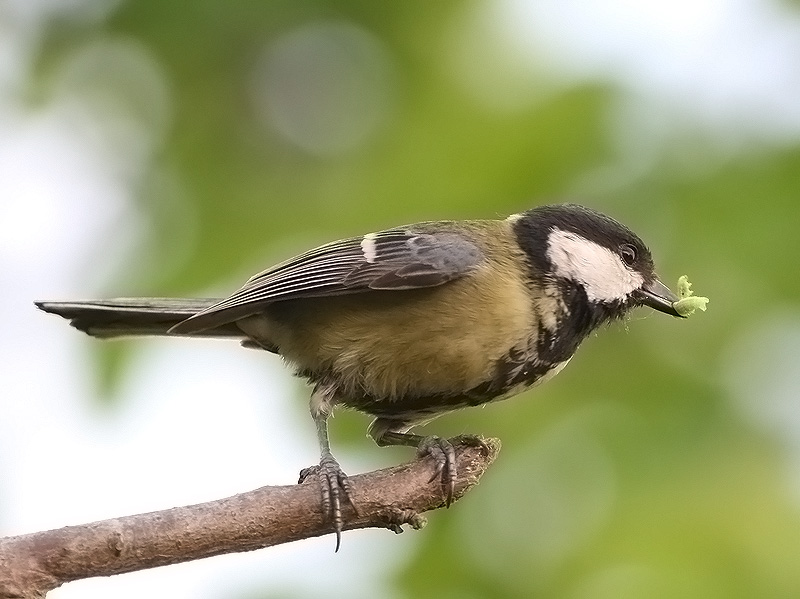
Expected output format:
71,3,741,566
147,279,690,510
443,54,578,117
236,266,539,408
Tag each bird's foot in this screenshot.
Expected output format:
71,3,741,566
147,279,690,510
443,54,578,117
298,454,357,551
417,434,490,506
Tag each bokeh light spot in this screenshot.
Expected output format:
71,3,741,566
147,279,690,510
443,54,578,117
251,21,394,156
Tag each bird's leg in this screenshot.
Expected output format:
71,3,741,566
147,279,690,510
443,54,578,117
297,384,355,551
368,418,489,507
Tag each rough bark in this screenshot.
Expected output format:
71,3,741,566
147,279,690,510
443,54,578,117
0,439,499,598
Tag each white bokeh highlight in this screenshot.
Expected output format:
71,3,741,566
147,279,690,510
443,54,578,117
251,21,394,156
450,0,800,144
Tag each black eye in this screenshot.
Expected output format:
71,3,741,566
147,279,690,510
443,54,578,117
620,243,637,266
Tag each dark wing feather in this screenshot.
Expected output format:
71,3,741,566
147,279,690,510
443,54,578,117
170,227,483,334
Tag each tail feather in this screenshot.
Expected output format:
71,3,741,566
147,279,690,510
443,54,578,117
35,298,244,339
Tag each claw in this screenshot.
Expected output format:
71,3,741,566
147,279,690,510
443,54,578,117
297,466,316,484
299,454,356,552
423,441,447,483
417,435,485,507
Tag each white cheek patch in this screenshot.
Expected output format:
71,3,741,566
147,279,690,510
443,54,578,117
546,229,643,302
361,232,378,263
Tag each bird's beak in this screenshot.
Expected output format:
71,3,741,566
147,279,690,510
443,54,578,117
635,278,684,318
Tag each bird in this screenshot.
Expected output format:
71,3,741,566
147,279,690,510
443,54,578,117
37,203,684,549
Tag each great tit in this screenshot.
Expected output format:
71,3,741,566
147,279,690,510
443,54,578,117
37,203,684,548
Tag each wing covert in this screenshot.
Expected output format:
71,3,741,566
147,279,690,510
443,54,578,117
170,227,483,334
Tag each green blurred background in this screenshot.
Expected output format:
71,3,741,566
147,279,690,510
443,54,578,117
5,0,800,597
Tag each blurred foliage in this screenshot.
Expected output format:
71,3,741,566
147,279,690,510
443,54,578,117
35,0,800,597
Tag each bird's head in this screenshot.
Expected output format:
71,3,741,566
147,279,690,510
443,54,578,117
514,203,683,325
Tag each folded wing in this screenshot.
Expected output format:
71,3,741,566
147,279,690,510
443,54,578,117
170,227,484,334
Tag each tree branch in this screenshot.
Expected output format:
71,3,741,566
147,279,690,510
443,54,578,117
0,439,499,599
